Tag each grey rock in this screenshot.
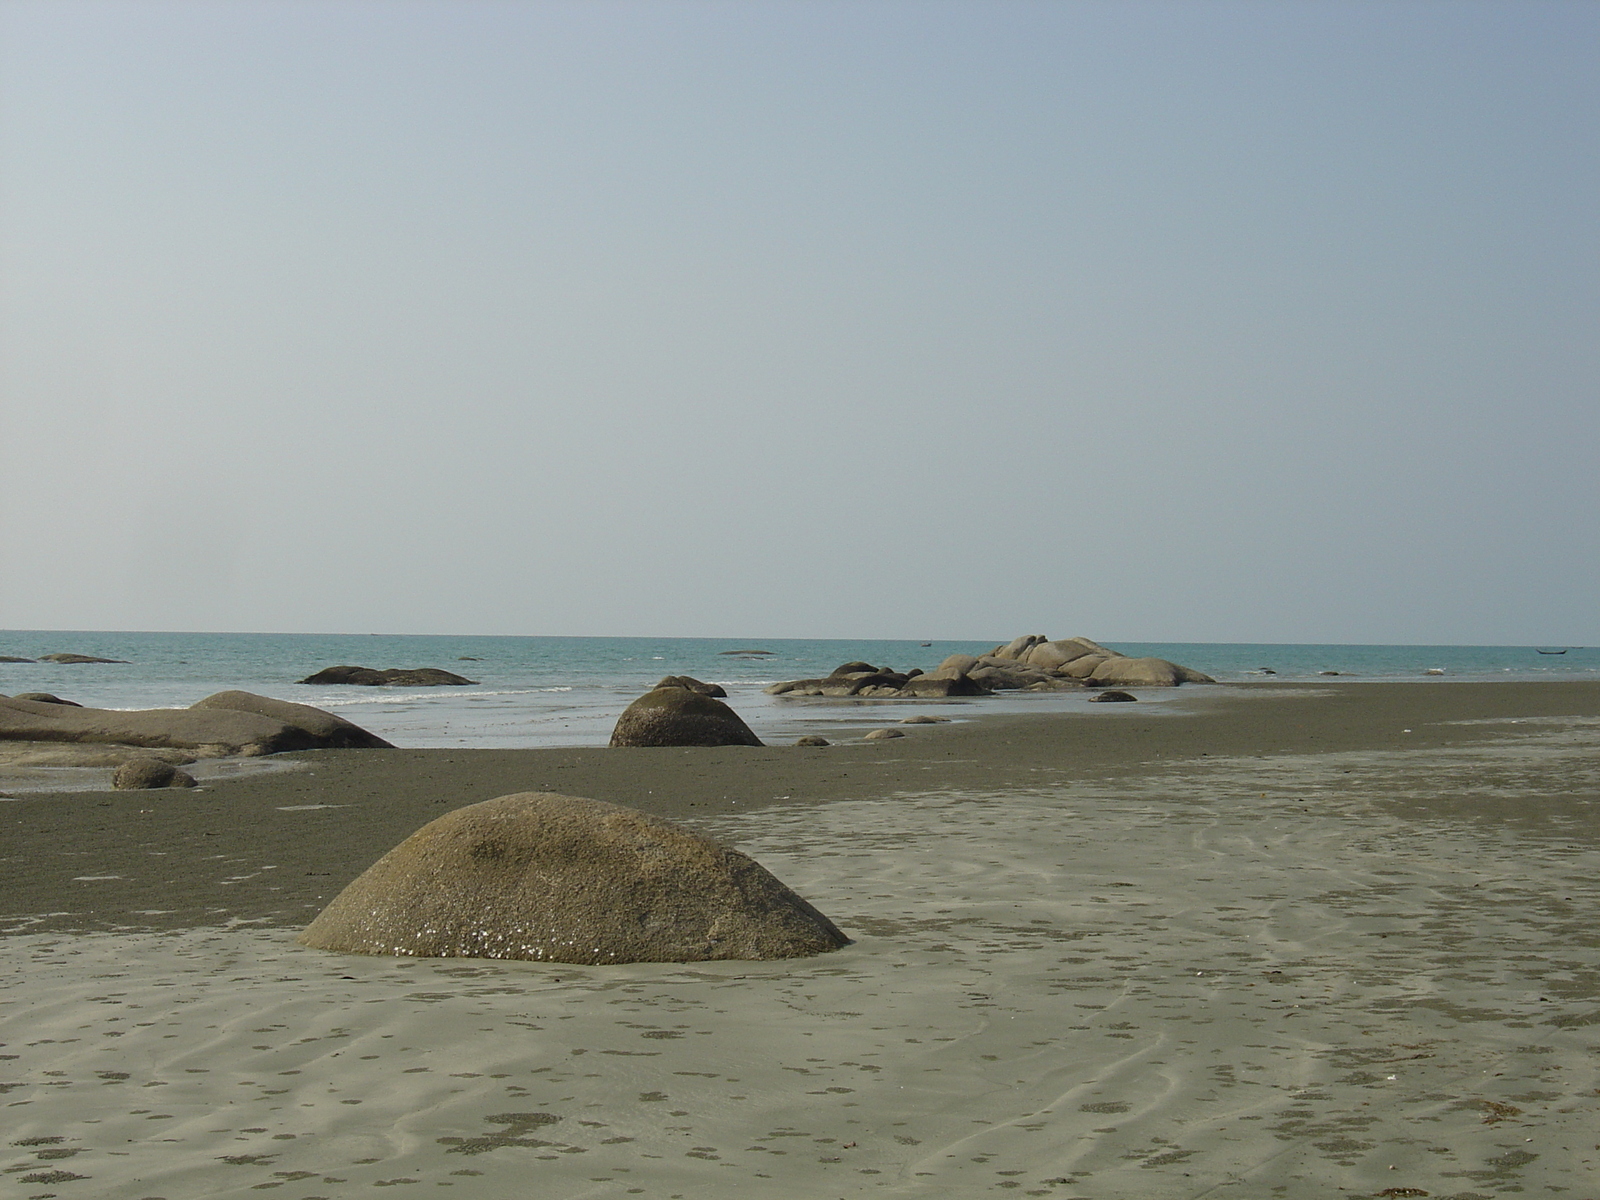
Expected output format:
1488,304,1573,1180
863,728,904,740
610,686,763,748
38,653,128,664
900,714,950,724
13,693,81,706
0,656,35,663
1088,690,1138,703
298,792,848,964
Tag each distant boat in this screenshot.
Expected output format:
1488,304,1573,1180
920,641,932,647
1536,648,1568,654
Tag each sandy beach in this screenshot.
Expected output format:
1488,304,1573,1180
3,681,1599,1198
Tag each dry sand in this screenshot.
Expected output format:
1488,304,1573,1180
2,682,1598,1198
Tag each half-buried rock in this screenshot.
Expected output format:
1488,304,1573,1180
112,757,197,789
609,685,763,747
299,792,848,964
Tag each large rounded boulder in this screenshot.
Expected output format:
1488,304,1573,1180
190,691,394,749
299,792,848,964
610,685,763,748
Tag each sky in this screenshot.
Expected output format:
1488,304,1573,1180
1,0,1595,644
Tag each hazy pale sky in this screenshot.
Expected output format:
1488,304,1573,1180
2,0,1595,643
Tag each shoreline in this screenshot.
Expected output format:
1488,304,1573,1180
3,680,1598,1198
5,679,1599,936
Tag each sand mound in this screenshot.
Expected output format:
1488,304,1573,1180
299,792,847,964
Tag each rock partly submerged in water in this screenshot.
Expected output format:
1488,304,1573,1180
764,634,1213,699
299,792,849,964
37,653,129,664
298,665,477,687
610,685,763,748
0,690,393,757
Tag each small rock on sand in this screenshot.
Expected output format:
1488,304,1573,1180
112,757,197,789
864,728,905,740
900,714,950,724
795,735,830,747
1089,690,1138,703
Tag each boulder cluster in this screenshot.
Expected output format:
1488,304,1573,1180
765,635,1213,698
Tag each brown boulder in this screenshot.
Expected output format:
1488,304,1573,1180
654,675,726,698
610,686,763,748
898,674,987,698
0,691,392,756
299,665,476,687
112,757,197,789
1088,657,1214,687
190,691,394,749
298,792,847,964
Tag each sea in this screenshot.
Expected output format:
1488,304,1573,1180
2,631,1594,750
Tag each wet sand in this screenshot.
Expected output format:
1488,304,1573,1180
3,681,1599,1198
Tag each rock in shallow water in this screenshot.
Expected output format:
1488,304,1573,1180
610,686,762,748
298,665,477,687
299,792,848,964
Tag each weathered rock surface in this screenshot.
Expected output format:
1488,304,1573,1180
610,686,763,748
299,792,848,964
763,636,1212,699
112,757,197,789
37,653,128,664
0,691,393,756
1087,656,1212,688
191,691,395,749
0,656,36,663
298,665,477,687
0,742,197,769
654,675,726,698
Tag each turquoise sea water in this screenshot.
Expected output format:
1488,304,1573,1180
2,631,1594,749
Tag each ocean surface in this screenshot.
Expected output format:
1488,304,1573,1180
2,630,1594,750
